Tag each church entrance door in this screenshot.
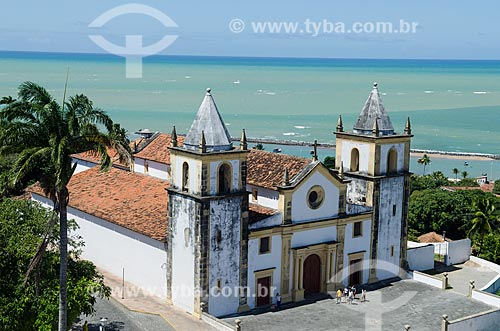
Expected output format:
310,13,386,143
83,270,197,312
256,276,271,306
303,254,321,296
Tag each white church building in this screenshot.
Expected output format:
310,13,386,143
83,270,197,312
31,83,413,318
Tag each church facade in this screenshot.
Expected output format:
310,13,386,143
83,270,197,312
37,83,413,318
165,84,412,317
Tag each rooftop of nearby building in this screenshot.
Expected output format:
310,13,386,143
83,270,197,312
29,167,168,241
418,231,451,243
247,149,312,190
134,133,185,164
442,182,495,194
248,203,279,224
71,138,145,169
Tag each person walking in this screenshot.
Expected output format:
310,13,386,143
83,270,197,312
361,289,367,302
336,289,342,304
343,287,349,303
348,289,353,304
276,292,281,309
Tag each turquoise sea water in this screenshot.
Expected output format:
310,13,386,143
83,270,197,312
0,51,499,178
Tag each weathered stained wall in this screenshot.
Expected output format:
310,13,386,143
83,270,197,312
376,176,404,280
347,177,368,205
208,197,242,316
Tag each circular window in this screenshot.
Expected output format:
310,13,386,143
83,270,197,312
307,185,324,209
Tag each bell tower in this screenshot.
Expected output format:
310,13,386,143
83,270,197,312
166,88,249,317
335,83,413,282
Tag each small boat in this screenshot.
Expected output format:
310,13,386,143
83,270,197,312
272,148,282,153
233,80,240,84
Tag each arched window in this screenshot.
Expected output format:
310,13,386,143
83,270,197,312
350,148,359,172
387,148,398,174
218,163,231,194
182,162,189,192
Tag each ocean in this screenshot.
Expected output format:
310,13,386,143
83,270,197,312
0,51,499,179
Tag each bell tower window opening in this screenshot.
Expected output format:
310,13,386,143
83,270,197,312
387,148,398,174
218,163,231,195
182,162,189,192
350,148,359,172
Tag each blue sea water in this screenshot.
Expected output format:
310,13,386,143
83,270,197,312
0,51,499,178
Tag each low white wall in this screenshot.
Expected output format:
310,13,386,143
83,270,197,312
407,244,435,271
482,275,500,294
410,271,443,289
446,239,471,266
471,290,500,308
32,194,167,299
470,256,500,274
448,309,500,331
202,313,235,331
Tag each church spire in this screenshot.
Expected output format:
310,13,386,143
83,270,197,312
184,88,233,152
353,82,394,135
240,129,247,150
404,117,412,135
171,125,178,147
336,115,344,132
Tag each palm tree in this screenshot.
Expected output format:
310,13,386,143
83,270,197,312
452,168,459,180
417,154,431,175
468,197,500,254
462,171,468,179
0,81,131,331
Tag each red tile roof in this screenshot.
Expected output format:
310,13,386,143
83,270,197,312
249,203,279,224
30,168,168,241
247,150,311,190
134,133,185,164
71,138,143,168
441,184,494,194
418,231,450,243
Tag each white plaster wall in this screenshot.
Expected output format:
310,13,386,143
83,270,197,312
209,160,240,195
340,141,370,173
407,245,435,271
471,291,500,309
410,271,442,288
247,235,282,310
248,213,282,230
32,194,167,298
448,308,500,331
291,226,337,249
247,184,279,209
445,239,471,266
379,143,405,175
208,198,242,317
376,177,404,280
343,219,372,285
170,195,196,313
134,158,169,181
71,158,97,174
291,171,339,223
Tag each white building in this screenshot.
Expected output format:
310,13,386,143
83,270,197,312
33,83,413,318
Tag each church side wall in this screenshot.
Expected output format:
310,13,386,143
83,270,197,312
247,234,282,310
31,194,167,298
290,226,337,248
134,158,169,181
343,219,372,285
376,177,404,280
169,194,196,313
208,198,243,317
246,184,279,209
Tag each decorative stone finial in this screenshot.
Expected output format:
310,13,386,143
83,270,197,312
312,140,318,161
404,116,412,135
199,130,206,153
171,125,178,147
404,325,411,331
372,118,379,136
240,129,247,150
373,82,378,88
133,141,137,152
336,115,344,132
283,168,290,186
206,88,211,95
339,161,344,177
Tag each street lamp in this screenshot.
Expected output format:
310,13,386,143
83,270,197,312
99,317,108,331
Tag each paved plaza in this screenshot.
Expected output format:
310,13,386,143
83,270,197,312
224,279,496,331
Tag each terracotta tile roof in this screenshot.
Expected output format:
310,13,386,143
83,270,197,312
71,138,143,168
418,231,450,243
134,133,184,164
247,150,311,190
248,203,278,225
29,168,168,241
441,184,494,193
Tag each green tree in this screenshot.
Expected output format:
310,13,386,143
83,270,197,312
493,180,500,195
417,154,431,175
0,198,110,330
0,82,131,330
452,168,460,180
480,233,500,264
253,143,265,150
323,156,336,169
468,197,500,254
410,171,451,194
462,170,469,179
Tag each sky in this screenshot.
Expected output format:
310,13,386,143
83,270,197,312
1,0,499,59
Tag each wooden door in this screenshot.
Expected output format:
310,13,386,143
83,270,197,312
303,254,321,296
349,259,362,286
256,276,271,306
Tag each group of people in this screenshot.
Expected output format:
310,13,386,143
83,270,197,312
336,285,366,304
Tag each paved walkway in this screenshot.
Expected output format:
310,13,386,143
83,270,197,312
224,279,495,331
94,268,218,331
424,260,499,295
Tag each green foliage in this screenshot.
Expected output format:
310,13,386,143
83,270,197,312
417,154,431,174
493,181,500,195
479,233,500,264
453,178,479,187
323,156,335,169
468,197,500,254
410,171,451,194
0,199,110,330
253,143,265,150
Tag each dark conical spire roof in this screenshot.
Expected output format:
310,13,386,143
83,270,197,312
353,83,394,135
184,88,233,152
